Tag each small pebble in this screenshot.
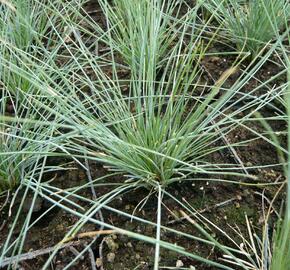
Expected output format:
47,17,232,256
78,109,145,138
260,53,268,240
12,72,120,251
135,253,141,259
235,202,241,208
107,252,116,263
96,258,102,267
176,259,184,268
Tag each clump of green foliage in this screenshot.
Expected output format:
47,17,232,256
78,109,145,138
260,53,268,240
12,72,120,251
42,0,258,188
0,0,84,192
0,0,84,96
97,0,196,70
0,92,59,192
200,0,289,57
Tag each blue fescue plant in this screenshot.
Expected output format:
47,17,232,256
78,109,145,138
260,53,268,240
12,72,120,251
0,0,85,96
200,0,289,57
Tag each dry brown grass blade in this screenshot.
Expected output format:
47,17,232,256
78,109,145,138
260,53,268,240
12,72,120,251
61,230,116,243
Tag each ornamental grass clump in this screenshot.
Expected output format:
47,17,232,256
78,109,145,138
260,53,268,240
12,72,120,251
0,0,85,96
200,0,289,57
47,3,221,186
0,0,85,191
0,91,60,192
37,0,270,188
97,0,202,71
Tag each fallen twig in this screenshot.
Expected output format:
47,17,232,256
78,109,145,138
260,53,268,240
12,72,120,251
0,241,83,268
